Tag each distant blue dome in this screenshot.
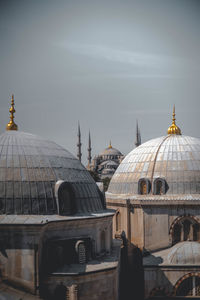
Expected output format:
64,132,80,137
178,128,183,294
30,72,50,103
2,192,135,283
0,131,103,215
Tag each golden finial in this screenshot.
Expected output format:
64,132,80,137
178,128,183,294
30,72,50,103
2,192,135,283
167,105,181,135
6,94,18,131
108,140,112,149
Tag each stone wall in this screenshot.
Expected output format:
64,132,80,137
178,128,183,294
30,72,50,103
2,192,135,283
143,206,200,251
144,267,200,298
43,268,119,300
0,214,114,296
0,225,39,294
0,248,36,293
107,196,200,251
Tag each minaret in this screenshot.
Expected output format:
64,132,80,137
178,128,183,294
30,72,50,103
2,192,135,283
135,120,141,147
77,122,82,162
108,140,112,149
87,131,92,169
167,105,181,135
6,94,18,131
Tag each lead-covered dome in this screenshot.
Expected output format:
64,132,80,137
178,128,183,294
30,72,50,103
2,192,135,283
168,242,200,265
108,134,200,195
100,145,123,157
0,131,103,215
143,242,200,266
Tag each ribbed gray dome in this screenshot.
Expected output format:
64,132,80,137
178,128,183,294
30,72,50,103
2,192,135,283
143,241,200,266
0,131,103,215
108,134,200,195
168,242,200,265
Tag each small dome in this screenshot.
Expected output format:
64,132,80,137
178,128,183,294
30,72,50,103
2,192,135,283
0,131,103,215
108,134,200,195
143,241,200,266
100,147,122,156
168,242,200,265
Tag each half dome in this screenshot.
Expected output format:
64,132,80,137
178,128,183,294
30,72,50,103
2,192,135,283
143,242,200,266
108,134,200,195
0,131,103,215
168,242,200,265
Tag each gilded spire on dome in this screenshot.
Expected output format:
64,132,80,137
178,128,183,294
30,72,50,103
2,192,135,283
6,94,18,131
108,140,112,149
167,105,181,135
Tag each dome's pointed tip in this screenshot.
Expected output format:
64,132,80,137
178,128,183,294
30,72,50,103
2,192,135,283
6,94,18,131
167,105,181,135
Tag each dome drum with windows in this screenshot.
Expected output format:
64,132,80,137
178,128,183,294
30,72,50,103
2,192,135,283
108,106,200,196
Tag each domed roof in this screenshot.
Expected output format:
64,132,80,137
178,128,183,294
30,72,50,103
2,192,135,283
168,242,200,265
0,131,103,215
108,134,200,195
143,241,200,266
100,143,122,157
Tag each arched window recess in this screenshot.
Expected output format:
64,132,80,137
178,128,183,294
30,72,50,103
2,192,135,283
171,216,200,245
55,180,76,215
175,274,200,297
153,178,167,195
138,178,151,195
75,240,87,264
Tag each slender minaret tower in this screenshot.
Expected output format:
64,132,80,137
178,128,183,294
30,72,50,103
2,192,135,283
87,131,92,169
6,94,18,131
135,120,141,147
77,122,82,162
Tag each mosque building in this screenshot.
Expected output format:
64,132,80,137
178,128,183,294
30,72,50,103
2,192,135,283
88,141,124,180
2,95,199,300
77,122,141,180
0,95,121,300
106,106,200,299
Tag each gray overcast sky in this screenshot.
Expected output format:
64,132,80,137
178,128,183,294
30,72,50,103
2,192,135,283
0,0,200,164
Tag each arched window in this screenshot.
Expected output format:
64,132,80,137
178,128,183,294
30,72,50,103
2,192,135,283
172,216,200,245
153,178,166,195
75,240,86,264
101,231,106,252
156,180,163,194
141,181,147,194
56,181,76,215
116,211,121,232
138,178,151,195
176,276,200,297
